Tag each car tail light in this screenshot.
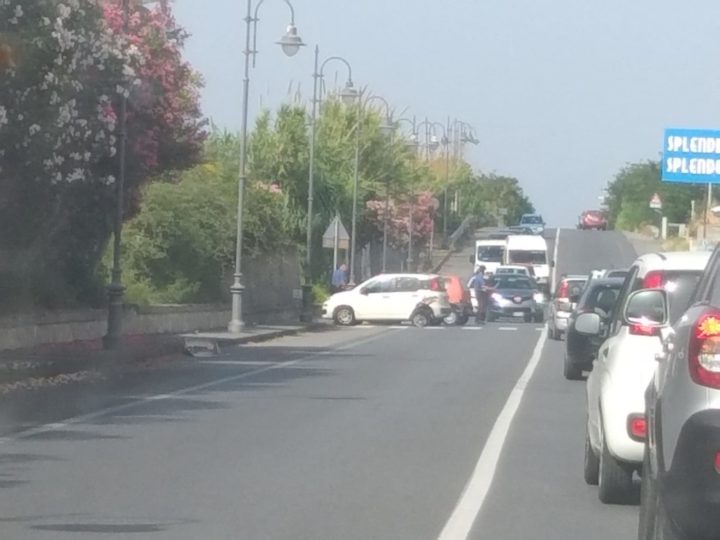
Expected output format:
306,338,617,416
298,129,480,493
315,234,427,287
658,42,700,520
715,451,720,474
689,310,720,389
429,278,443,292
630,324,660,337
627,414,647,442
643,271,665,289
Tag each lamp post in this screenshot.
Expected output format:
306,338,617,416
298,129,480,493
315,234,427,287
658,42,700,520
394,117,419,271
415,119,449,264
103,0,133,350
302,47,356,321
348,93,394,283
228,0,304,334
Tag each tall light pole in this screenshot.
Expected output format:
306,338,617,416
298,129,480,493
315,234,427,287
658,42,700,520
228,0,304,334
416,119,447,266
348,93,394,284
103,0,133,350
302,47,357,321
395,117,419,271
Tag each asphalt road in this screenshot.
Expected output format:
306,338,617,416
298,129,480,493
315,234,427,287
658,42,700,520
0,229,643,539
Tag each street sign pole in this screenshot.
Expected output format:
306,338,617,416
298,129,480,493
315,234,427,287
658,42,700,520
333,213,340,270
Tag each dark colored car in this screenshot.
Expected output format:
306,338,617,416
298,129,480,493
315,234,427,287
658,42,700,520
563,278,624,380
486,275,543,323
579,210,608,231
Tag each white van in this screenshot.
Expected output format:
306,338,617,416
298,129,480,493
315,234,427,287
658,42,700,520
505,235,550,289
470,239,505,275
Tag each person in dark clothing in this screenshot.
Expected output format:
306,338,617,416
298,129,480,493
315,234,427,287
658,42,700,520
469,265,487,324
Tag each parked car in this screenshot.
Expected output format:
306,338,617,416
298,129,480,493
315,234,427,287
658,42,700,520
563,278,624,380
322,273,451,327
519,213,546,235
486,275,544,323
639,244,720,540
579,210,608,230
441,275,472,326
575,251,710,504
547,275,588,340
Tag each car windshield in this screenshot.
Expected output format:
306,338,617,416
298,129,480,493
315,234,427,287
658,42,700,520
494,277,535,290
521,215,543,224
508,250,547,264
478,246,505,262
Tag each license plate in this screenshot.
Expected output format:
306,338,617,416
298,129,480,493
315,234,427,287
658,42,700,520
513,311,524,317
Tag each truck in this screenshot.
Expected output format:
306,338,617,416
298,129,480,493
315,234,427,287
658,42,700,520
504,234,551,290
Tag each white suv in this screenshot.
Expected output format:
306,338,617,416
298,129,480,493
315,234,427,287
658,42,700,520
322,273,451,327
576,251,710,504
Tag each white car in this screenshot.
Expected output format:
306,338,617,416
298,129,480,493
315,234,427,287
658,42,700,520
322,273,451,327
576,251,710,504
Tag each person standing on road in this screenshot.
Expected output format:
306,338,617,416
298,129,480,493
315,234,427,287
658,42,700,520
331,263,348,294
469,265,487,324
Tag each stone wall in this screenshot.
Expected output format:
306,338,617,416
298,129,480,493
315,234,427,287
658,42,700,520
0,248,303,351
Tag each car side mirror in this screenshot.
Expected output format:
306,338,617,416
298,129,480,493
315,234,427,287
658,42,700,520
575,312,602,336
359,288,369,296
623,289,668,327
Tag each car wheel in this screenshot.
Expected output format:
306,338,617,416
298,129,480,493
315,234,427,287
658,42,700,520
598,430,635,504
333,306,356,326
563,353,583,380
638,446,656,540
583,431,599,486
411,308,432,328
443,310,459,326
548,324,560,340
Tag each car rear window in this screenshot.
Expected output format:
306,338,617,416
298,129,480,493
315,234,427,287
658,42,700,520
478,246,504,262
494,277,535,290
579,284,622,311
508,250,547,264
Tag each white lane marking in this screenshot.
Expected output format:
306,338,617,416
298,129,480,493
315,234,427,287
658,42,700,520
498,327,518,331
438,328,548,540
551,228,561,293
1,331,390,444
199,360,276,366
461,327,483,331
535,327,543,332
390,325,410,330
425,326,445,330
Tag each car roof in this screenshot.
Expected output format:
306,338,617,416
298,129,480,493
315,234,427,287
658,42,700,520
633,251,711,274
476,239,506,246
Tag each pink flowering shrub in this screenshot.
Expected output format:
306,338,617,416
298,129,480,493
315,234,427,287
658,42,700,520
0,0,205,309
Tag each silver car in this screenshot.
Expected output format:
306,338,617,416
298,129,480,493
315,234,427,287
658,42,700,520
547,275,587,340
639,247,720,540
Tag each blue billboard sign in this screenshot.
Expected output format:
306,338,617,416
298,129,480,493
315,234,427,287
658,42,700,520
663,128,720,184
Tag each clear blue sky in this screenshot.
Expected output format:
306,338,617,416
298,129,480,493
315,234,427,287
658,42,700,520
173,0,720,226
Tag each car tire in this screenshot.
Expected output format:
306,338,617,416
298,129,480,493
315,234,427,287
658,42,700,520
563,354,583,380
333,306,356,326
443,310,459,326
598,430,635,504
584,431,600,486
411,308,433,328
638,446,656,540
549,325,560,340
